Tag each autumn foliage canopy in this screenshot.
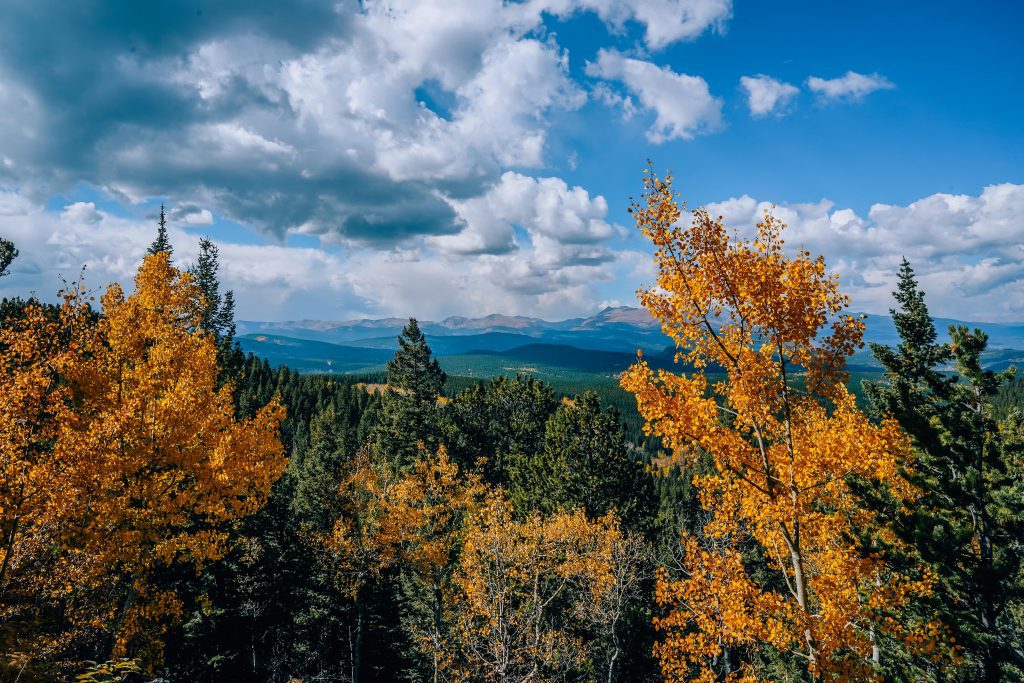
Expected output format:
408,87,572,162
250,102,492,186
2,172,1018,680
0,253,285,667
621,167,936,681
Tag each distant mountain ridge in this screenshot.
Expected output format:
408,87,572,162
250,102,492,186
854,313,1024,350
239,306,1024,352
238,306,667,352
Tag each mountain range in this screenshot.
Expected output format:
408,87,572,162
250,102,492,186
237,306,1024,377
238,306,665,352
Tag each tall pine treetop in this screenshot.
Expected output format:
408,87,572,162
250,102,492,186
0,237,16,277
892,258,947,368
864,261,1024,681
386,318,445,401
187,236,243,386
375,318,446,468
193,238,222,334
865,258,951,426
147,204,173,256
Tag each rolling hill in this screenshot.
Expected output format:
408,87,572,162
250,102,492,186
237,306,1024,379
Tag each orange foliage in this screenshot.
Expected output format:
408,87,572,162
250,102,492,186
328,446,403,600
328,446,485,681
1,253,286,666
329,445,485,593
388,446,486,583
444,499,621,682
621,168,931,680
326,449,647,682
0,290,92,621
388,447,486,680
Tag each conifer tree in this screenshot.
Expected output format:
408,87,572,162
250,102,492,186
509,391,656,530
374,318,445,468
193,238,222,334
0,237,16,277
291,403,355,532
865,261,1024,681
441,374,558,485
147,204,172,256
189,238,243,383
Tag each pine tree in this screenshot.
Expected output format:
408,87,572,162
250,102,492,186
189,237,243,385
291,404,355,532
509,391,656,531
440,374,558,486
386,318,445,398
864,260,1024,681
374,318,445,468
0,237,16,277
147,204,173,256
193,238,222,334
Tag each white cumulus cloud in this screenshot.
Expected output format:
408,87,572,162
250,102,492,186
541,0,732,48
806,70,894,102
700,183,1024,322
739,74,799,116
433,172,619,270
586,49,722,142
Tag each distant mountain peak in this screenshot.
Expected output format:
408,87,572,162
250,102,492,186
577,305,660,329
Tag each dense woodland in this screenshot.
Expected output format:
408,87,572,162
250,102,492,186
1,179,1023,682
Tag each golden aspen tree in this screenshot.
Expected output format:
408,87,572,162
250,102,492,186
2,253,287,668
386,446,485,683
443,499,619,683
583,519,652,683
0,291,92,636
620,168,933,681
328,446,403,683
327,445,483,683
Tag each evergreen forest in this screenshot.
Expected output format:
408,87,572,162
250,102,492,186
2,177,1023,683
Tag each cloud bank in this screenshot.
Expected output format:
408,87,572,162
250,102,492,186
0,0,1017,323
702,183,1024,321
0,0,740,319
5,182,1024,322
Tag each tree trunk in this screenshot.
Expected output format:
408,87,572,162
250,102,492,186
976,412,999,683
871,574,881,670
354,595,365,683
0,514,20,593
433,586,443,683
782,517,817,677
607,625,620,683
109,580,136,659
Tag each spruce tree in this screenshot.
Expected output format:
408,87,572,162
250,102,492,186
189,237,243,384
509,391,656,530
864,259,1024,681
374,318,446,468
440,374,558,485
147,203,173,256
193,237,222,334
0,237,16,277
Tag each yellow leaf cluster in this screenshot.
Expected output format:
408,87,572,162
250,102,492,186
0,253,287,667
325,446,649,681
622,167,933,680
443,498,623,681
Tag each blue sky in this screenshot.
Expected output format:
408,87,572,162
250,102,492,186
0,0,1021,321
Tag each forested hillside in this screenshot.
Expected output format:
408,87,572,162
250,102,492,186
2,174,1023,683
